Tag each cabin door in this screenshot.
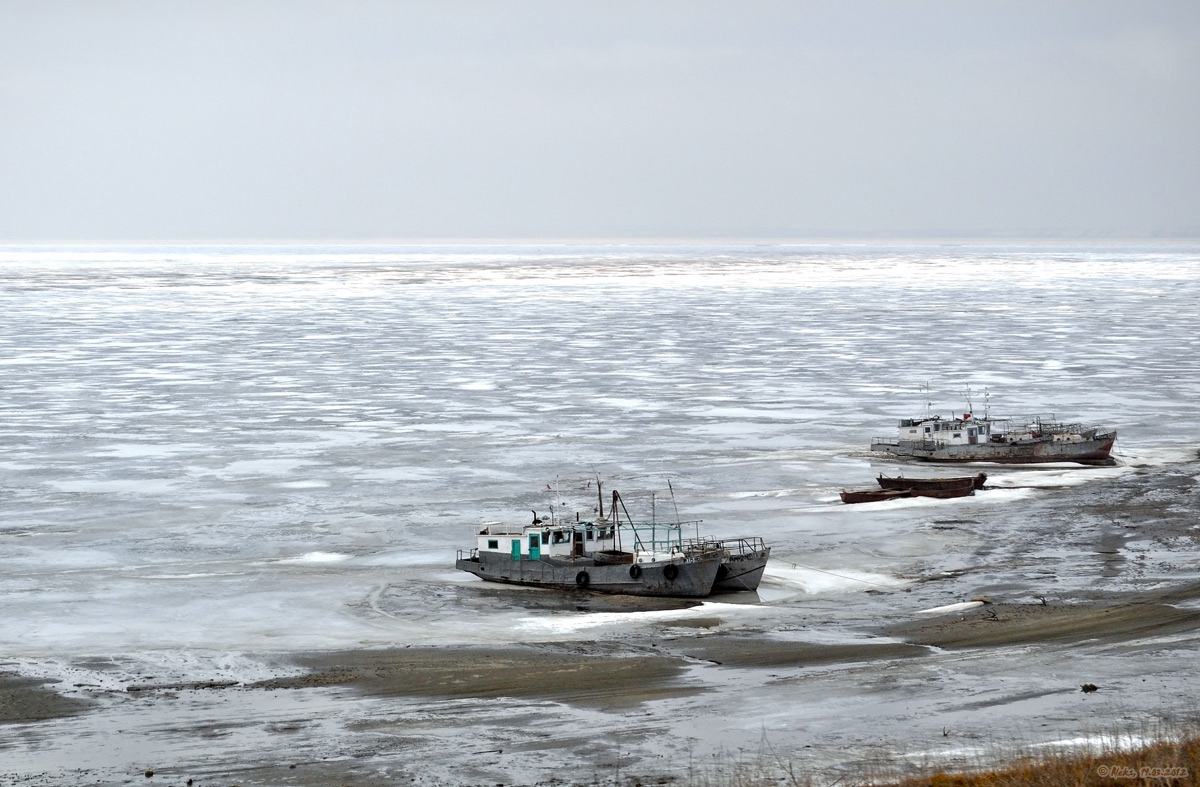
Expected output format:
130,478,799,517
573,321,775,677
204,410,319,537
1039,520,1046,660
511,540,521,560
528,534,541,560
968,428,978,445
572,531,584,557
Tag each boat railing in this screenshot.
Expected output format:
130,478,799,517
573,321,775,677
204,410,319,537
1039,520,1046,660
622,520,700,554
477,524,526,536
623,523,727,564
726,536,767,556
457,548,479,561
681,537,724,555
989,417,1107,437
875,437,942,449
683,536,765,555
1041,421,1101,436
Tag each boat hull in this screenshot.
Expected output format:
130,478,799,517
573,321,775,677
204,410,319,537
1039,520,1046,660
877,473,986,491
908,485,974,499
871,436,1115,465
711,547,771,592
456,551,722,597
840,489,911,504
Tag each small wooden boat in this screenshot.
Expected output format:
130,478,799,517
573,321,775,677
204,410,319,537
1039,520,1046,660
877,472,986,492
840,488,911,504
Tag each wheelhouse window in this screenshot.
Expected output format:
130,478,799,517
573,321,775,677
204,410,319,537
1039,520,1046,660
487,539,499,550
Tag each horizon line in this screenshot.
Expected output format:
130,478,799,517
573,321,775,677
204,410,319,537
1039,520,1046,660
2,234,1200,248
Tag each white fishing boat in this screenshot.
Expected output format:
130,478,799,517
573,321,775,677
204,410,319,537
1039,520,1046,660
455,482,769,597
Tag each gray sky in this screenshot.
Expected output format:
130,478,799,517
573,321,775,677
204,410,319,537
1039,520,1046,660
2,1,1198,242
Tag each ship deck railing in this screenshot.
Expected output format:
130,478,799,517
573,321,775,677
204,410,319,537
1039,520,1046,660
620,520,702,556
982,415,1108,434
682,536,766,557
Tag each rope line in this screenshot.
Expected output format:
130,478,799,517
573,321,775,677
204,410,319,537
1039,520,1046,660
777,561,902,590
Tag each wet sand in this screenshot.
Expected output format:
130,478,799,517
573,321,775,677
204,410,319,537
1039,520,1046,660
251,645,700,708
674,637,928,668
262,585,1200,700
884,598,1200,650
250,581,1200,702
0,675,92,724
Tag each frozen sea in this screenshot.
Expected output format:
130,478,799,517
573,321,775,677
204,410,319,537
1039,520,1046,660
2,244,1200,784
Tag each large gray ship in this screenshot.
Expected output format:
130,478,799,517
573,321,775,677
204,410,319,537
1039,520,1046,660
870,390,1116,466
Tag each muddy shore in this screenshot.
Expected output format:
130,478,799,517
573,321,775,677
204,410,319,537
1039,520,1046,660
0,675,92,725
6,580,1199,728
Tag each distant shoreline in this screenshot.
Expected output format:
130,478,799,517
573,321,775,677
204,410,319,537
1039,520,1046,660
3,237,1200,248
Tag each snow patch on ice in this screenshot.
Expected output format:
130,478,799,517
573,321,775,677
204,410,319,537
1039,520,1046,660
916,600,984,614
275,552,352,564
514,601,768,634
762,564,910,594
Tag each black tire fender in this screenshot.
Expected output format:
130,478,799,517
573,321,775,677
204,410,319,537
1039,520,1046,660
629,564,642,580
663,563,679,581
575,570,590,588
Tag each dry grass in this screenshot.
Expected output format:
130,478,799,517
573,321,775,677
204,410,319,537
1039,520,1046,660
880,731,1200,787
672,738,816,787
677,730,1200,787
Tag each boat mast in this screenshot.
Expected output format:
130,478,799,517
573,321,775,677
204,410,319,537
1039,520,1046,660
668,478,695,539
612,489,621,551
613,490,643,552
